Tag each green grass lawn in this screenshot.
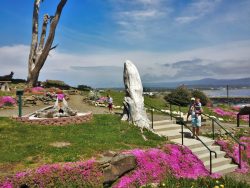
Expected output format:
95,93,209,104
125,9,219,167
102,89,167,109
0,115,165,178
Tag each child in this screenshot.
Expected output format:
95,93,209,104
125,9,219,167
107,95,113,113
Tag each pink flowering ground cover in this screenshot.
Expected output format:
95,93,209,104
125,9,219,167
0,144,222,188
216,136,250,173
114,144,219,188
0,96,16,108
96,96,107,103
31,86,44,93
0,160,103,188
213,107,249,122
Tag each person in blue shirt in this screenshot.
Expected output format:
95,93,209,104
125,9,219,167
191,98,203,139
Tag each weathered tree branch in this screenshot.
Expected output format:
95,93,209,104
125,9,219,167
50,44,58,51
27,0,67,87
38,14,49,52
28,0,41,80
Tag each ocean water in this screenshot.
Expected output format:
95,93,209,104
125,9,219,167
202,88,250,97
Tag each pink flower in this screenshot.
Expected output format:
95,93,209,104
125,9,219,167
57,94,64,100
31,87,44,92
212,107,249,122
0,160,102,187
115,144,216,188
0,181,13,188
0,96,16,107
216,137,250,174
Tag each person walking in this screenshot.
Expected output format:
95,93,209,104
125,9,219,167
107,95,113,113
192,98,203,139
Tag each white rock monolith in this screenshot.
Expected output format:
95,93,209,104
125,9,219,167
121,60,151,129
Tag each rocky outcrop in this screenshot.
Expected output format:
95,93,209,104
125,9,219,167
97,152,137,187
121,60,151,129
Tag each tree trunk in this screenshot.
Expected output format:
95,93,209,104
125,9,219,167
121,60,151,130
27,0,67,87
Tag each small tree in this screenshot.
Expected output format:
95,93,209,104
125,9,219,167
77,85,92,91
27,0,68,87
191,90,210,106
165,86,191,106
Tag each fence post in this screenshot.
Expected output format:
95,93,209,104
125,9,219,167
212,119,215,140
237,114,240,127
181,123,184,145
151,109,154,129
239,144,241,169
170,103,172,120
210,152,212,174
16,90,24,117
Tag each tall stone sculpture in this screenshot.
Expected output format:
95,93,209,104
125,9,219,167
121,60,151,130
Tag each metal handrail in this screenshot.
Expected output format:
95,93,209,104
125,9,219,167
144,102,217,174
179,120,217,174
202,113,246,168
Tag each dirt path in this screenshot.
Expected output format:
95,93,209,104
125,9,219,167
0,95,118,117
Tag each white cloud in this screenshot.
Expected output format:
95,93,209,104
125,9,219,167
110,0,171,40
0,40,249,87
175,16,198,24
0,45,29,79
175,0,222,24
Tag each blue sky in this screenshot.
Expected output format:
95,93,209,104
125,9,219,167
0,0,250,87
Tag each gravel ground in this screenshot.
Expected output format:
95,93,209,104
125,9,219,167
0,95,115,117
0,94,172,122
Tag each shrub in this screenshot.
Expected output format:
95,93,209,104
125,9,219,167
43,80,70,90
164,86,191,106
77,84,92,91
191,90,210,106
88,90,101,101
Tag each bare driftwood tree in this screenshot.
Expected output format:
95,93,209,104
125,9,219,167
27,0,67,87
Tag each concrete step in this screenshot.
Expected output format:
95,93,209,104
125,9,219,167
153,123,181,131
192,145,221,155
153,120,176,125
198,150,226,162
204,157,232,169
156,129,182,140
171,136,215,149
212,164,238,174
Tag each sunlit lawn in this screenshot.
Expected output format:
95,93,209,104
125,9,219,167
0,115,165,178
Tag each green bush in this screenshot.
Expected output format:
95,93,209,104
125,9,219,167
164,86,191,106
77,84,92,91
165,87,210,106
43,80,70,90
191,90,210,106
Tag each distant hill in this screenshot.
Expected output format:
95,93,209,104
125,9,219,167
143,77,250,88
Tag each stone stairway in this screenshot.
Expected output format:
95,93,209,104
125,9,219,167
153,119,238,174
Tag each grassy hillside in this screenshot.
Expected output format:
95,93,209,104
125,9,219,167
0,115,165,178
